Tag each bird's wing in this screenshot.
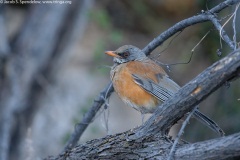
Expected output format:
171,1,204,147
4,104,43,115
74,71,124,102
132,73,180,102
132,73,225,136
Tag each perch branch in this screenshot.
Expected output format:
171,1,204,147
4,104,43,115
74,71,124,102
47,131,240,159
175,132,240,159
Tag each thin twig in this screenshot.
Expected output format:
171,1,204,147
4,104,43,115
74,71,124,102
221,13,234,40
142,0,238,55
167,107,197,160
192,30,211,53
207,13,235,50
151,31,182,59
167,30,211,66
210,0,239,13
233,3,240,50
64,82,114,150
142,15,210,55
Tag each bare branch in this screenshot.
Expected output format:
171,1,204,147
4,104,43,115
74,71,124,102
64,82,114,150
233,3,240,50
210,0,240,13
142,0,239,55
207,13,235,49
167,107,198,160
175,132,240,160
46,132,240,159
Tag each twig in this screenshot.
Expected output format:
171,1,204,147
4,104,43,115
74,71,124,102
142,15,210,55
142,0,238,55
151,31,182,59
168,30,211,66
207,13,235,50
64,82,114,150
210,0,238,13
233,3,240,50
167,107,197,160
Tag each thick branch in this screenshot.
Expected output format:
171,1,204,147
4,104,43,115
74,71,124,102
176,132,240,160
133,49,240,139
47,132,240,160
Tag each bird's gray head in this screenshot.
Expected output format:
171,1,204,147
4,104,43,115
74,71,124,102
105,45,147,64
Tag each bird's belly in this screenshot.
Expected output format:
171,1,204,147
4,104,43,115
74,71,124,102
121,96,159,114
112,71,159,114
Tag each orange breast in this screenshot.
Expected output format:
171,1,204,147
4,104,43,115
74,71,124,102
111,60,166,114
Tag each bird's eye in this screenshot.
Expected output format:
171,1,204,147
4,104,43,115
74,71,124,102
122,52,129,58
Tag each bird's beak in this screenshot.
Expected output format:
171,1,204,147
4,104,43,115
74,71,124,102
105,51,121,58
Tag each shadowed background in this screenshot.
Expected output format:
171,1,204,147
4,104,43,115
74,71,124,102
0,0,239,159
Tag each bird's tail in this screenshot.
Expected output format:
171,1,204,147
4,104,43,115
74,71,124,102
193,109,225,136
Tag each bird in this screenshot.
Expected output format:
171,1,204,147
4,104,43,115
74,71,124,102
105,45,224,136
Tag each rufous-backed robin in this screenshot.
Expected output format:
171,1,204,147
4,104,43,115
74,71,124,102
105,45,224,136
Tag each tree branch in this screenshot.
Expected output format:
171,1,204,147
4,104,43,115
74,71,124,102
210,0,239,13
47,132,240,160
175,132,240,160
142,0,238,55
64,82,113,150
207,13,235,49
167,107,198,160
